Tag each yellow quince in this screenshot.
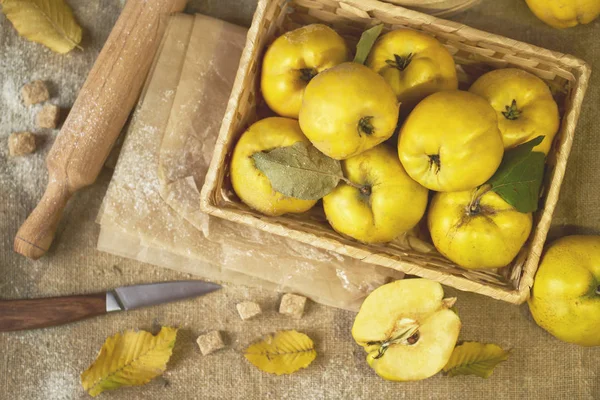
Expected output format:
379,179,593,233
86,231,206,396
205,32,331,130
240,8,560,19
469,68,560,155
525,0,600,29
261,24,349,118
428,188,532,269
367,29,458,111
398,90,504,192
299,62,399,160
529,235,600,346
352,279,461,381
230,117,317,216
323,144,428,243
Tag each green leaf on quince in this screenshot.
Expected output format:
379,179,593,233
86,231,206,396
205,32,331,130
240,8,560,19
443,341,510,379
353,24,384,65
487,136,545,213
251,142,343,200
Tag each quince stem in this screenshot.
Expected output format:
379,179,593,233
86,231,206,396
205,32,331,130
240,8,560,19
502,99,521,120
341,177,371,196
467,184,492,215
368,323,420,359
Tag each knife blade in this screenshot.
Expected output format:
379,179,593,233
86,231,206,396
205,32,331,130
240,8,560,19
0,280,221,332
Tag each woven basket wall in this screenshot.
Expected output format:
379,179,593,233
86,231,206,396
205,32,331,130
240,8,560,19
200,0,591,304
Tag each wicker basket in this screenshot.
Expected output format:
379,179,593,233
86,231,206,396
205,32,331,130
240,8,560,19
200,0,591,304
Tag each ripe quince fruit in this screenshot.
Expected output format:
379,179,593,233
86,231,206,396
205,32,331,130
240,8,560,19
230,117,317,216
528,235,600,346
299,62,399,160
261,24,348,118
366,29,458,111
323,144,428,243
352,279,461,381
398,90,504,192
525,0,600,29
428,188,532,269
469,68,560,155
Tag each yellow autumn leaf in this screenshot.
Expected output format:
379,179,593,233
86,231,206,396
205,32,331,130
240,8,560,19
443,341,510,378
81,326,178,397
1,0,83,54
244,330,317,375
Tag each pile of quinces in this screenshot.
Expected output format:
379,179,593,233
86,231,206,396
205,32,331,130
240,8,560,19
230,23,600,383
231,23,560,270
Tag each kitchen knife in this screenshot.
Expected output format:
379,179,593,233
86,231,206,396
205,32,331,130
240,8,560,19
0,280,221,332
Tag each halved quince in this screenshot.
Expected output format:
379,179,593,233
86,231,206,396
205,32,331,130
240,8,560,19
352,279,461,381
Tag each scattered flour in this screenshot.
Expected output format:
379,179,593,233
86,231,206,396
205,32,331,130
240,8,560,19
37,370,79,400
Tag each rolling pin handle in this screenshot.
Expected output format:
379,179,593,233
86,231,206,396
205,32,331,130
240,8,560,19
14,180,72,260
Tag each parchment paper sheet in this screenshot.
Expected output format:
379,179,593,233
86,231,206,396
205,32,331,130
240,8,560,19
97,13,404,311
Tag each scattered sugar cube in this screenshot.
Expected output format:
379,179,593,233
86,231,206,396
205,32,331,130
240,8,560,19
236,301,262,320
196,331,225,355
21,80,49,105
279,293,307,319
8,132,36,156
36,104,60,129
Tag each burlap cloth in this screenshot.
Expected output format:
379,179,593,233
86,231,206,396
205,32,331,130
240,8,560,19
0,1,598,399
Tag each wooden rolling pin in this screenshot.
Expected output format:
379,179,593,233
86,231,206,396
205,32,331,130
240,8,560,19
14,0,187,259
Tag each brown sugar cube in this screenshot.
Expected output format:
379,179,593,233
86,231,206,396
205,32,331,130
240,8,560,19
196,331,225,355
36,104,60,129
21,80,50,105
279,293,307,319
8,132,36,156
236,301,262,320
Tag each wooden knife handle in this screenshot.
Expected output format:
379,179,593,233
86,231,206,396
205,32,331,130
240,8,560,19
0,293,106,332
14,0,187,260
